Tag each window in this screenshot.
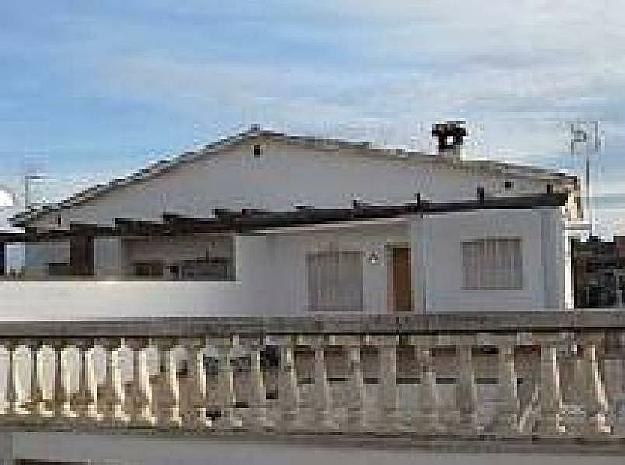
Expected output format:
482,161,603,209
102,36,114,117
176,257,233,281
462,238,523,290
48,262,71,277
307,251,363,311
504,180,514,190
132,261,164,278
252,144,262,157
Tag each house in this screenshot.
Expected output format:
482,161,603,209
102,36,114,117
0,123,585,315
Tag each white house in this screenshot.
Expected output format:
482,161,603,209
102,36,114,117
0,124,584,316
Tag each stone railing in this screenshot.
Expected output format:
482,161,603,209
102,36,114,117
0,311,624,439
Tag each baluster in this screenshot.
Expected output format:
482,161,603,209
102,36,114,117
37,345,55,417
27,341,42,416
416,343,440,433
580,338,611,434
12,343,31,415
84,344,102,421
125,338,151,426
312,336,335,429
2,340,16,416
156,338,182,427
140,343,157,426
213,336,242,429
247,338,270,430
96,338,123,424
495,342,520,434
8,341,28,415
345,337,366,431
278,336,300,430
536,343,564,434
111,342,130,423
456,343,478,433
70,339,94,420
376,336,399,431
52,340,73,418
180,338,210,430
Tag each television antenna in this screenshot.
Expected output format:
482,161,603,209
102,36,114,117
24,173,45,210
569,120,601,235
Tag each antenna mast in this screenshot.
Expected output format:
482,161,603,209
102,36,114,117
570,121,600,236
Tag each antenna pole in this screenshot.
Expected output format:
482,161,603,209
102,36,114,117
23,173,43,210
585,139,592,235
24,175,30,210
569,120,600,237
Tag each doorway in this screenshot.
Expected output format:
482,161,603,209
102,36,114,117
390,246,412,312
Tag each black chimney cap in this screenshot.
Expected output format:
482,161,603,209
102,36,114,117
432,121,467,152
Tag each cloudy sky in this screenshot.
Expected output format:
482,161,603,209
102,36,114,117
1,0,624,235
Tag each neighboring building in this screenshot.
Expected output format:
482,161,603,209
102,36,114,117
572,235,625,307
1,124,585,315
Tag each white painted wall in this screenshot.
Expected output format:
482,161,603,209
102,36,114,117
0,280,247,319
32,139,562,229
1,209,568,316
236,222,409,315
415,208,565,312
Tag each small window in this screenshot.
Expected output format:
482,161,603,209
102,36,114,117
48,262,71,277
252,144,262,158
132,261,164,278
504,180,514,190
462,238,523,290
177,257,234,281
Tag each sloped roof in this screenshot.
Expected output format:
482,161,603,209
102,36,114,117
10,125,577,227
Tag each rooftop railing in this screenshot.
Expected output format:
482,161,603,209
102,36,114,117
0,311,623,441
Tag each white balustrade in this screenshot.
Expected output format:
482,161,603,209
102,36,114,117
0,323,620,439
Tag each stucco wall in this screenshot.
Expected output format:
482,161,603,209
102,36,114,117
6,209,566,317
236,222,409,315
31,139,556,229
0,280,247,320
416,208,564,312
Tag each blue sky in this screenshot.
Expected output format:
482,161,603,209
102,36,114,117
1,0,624,235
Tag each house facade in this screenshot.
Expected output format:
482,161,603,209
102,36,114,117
1,125,584,316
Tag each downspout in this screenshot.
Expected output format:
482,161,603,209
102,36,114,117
421,212,428,314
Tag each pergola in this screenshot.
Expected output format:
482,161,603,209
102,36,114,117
0,192,567,276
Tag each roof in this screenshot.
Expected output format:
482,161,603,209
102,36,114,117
1,193,568,243
9,126,577,227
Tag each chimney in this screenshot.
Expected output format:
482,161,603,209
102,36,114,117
432,121,467,159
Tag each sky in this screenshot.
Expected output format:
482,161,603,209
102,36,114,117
1,0,624,236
